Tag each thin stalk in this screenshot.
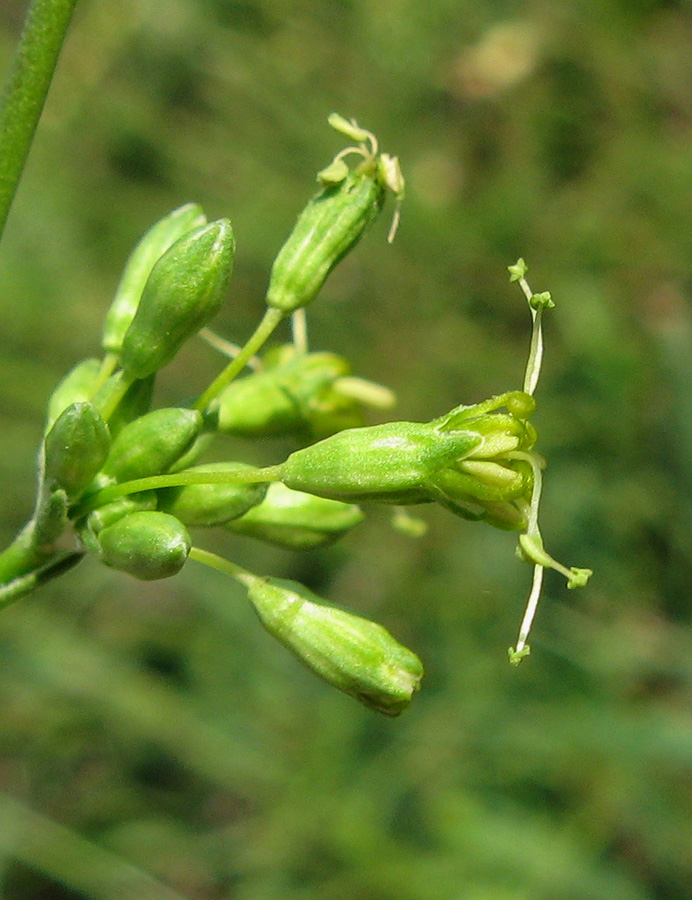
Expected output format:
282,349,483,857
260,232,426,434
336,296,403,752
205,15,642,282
194,307,284,411
0,0,79,243
0,550,83,608
189,546,254,587
73,464,283,517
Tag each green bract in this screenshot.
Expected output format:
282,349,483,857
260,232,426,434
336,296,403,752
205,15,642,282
43,401,111,498
266,168,386,313
120,219,235,378
102,407,203,482
245,575,423,715
227,482,365,550
157,462,268,527
102,203,207,354
98,511,190,581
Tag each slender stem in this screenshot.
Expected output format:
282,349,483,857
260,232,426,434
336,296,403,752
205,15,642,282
512,563,544,657
194,307,284,411
291,308,308,354
73,464,283,517
189,546,253,585
517,275,543,396
0,0,79,243
0,549,83,609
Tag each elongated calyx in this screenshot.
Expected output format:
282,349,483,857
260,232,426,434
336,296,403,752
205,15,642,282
226,482,364,550
120,219,235,378
102,203,207,354
245,575,423,715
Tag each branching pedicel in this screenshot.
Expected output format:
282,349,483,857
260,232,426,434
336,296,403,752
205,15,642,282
0,115,591,714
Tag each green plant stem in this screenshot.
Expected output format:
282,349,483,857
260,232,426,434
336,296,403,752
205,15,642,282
0,0,79,243
0,549,83,609
194,307,284,411
189,546,255,589
72,464,284,517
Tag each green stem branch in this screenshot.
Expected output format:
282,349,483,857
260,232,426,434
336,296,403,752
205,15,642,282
194,307,284,412
0,0,79,243
73,465,283,517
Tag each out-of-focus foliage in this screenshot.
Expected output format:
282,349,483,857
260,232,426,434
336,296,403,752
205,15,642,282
1,0,692,897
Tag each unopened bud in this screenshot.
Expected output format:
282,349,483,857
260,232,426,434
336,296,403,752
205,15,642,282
158,462,268,527
227,482,364,549
102,203,207,354
44,402,111,497
98,511,190,580
120,219,235,378
102,407,203,482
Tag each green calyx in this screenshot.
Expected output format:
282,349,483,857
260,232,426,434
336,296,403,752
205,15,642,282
43,401,111,498
278,419,482,504
97,511,190,581
102,203,208,355
266,171,385,314
214,344,390,441
157,462,268,527
265,115,403,314
101,407,203,483
226,482,365,550
119,218,235,378
244,574,423,716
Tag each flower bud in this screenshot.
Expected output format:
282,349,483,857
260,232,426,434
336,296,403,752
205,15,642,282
227,482,364,549
43,402,111,497
119,219,235,378
46,358,101,430
246,575,423,715
157,462,268,527
215,347,350,439
266,168,385,313
102,203,207,354
98,511,190,580
102,407,203,482
279,420,481,504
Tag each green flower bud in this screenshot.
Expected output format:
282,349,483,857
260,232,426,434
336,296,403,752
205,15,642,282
266,168,386,313
215,347,351,438
98,511,190,580
120,219,235,378
46,358,102,430
227,482,364,549
44,402,111,497
102,407,203,482
102,203,207,354
279,420,482,504
246,575,423,715
157,463,268,527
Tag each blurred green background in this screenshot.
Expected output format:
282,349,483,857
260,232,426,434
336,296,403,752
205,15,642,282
2,0,692,898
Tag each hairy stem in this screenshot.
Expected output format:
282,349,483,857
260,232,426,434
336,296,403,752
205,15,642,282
0,0,79,243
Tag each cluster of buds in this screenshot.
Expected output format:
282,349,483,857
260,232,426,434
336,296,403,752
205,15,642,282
0,115,591,715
